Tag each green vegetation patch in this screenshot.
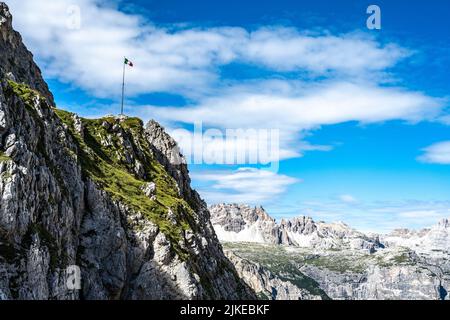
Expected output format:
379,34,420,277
391,252,411,264
4,81,196,261
55,109,194,260
0,151,11,162
6,80,46,117
7,80,40,104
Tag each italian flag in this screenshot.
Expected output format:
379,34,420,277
124,58,134,67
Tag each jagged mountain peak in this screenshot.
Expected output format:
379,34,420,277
211,203,450,256
219,208,450,300
210,204,382,251
211,203,275,222
0,2,12,28
0,2,54,106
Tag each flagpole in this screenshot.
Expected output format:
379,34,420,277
121,57,126,115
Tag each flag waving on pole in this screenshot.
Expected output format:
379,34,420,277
121,57,133,115
124,57,134,67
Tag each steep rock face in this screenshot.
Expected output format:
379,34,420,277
225,250,322,300
145,120,193,202
224,241,450,300
0,3,53,105
300,254,449,300
210,204,290,245
0,3,254,300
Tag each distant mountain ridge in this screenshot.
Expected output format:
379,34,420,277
210,203,450,254
210,204,383,252
211,204,450,300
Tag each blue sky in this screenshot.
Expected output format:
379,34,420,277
7,0,450,232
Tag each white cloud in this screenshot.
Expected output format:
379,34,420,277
242,28,409,74
339,194,358,204
192,168,299,204
8,0,446,163
135,80,444,161
9,0,411,98
144,80,443,130
418,141,450,164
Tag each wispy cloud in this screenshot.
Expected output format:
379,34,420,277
9,0,411,98
144,80,443,129
418,141,450,164
191,168,299,204
339,194,358,204
137,80,444,161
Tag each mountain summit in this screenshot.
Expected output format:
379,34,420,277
0,2,254,300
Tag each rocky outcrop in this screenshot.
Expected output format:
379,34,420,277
0,3,53,105
0,81,254,300
0,3,254,300
145,120,192,202
300,254,449,300
225,250,322,300
279,217,382,252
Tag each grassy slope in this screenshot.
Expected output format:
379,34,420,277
6,80,196,260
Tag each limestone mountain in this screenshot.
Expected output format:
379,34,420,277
0,2,254,300
210,203,381,251
382,218,450,255
211,204,450,300
210,204,290,245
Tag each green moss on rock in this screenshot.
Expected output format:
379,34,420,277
6,80,46,117
5,81,196,261
55,109,193,260
7,80,40,104
0,151,11,162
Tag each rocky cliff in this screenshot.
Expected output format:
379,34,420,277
0,3,53,105
0,3,254,300
224,250,323,300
